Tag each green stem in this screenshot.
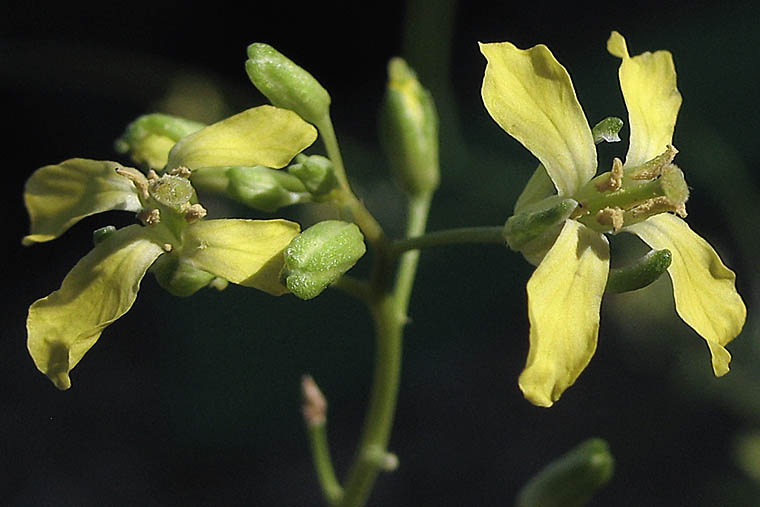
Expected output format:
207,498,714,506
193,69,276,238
337,193,433,507
315,115,387,247
391,225,504,256
308,422,344,505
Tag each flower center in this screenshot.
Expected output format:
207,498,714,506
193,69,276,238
572,145,689,233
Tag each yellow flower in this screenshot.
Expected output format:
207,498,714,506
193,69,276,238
480,31,746,407
23,106,316,390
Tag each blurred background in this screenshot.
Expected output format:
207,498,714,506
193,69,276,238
2,0,759,505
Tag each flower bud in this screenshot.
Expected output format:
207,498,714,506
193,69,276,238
226,166,310,212
280,220,366,300
516,438,614,507
115,113,206,170
287,154,338,197
379,57,440,197
151,254,217,297
245,43,331,125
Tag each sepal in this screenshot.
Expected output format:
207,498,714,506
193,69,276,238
151,254,216,297
516,438,614,507
503,197,578,252
226,166,311,212
115,113,206,170
287,154,338,197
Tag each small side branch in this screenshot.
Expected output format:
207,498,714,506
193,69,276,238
302,375,344,505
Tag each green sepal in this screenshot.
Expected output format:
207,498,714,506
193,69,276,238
379,57,440,197
287,154,338,197
115,113,206,170
226,166,311,212
591,117,624,144
606,249,672,293
281,220,367,300
23,158,143,245
245,43,331,125
150,254,216,297
503,197,578,252
93,225,117,245
516,438,614,507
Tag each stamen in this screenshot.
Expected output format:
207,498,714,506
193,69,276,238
184,203,207,223
168,166,192,179
627,145,678,180
596,207,624,233
595,158,624,192
138,208,161,226
115,166,149,199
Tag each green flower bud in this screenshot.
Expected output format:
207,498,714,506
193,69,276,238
226,166,311,212
115,113,206,170
92,225,117,245
503,197,578,252
281,220,366,300
245,43,331,125
379,57,440,197
151,254,217,297
516,438,614,507
287,154,338,197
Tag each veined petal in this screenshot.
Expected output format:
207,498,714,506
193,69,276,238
23,159,142,245
607,31,682,168
480,41,596,195
27,225,165,389
514,164,556,214
166,105,317,171
520,220,610,407
182,219,300,296
626,214,746,376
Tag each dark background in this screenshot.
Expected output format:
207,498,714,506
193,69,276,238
2,1,759,505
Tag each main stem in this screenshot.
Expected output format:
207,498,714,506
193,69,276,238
338,193,432,507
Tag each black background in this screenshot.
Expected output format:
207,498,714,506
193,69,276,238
3,1,759,505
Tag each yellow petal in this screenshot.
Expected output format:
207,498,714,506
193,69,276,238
607,31,682,168
626,214,746,375
166,105,317,171
23,159,142,245
182,219,301,295
519,220,610,407
480,41,596,195
514,164,556,214
27,225,165,389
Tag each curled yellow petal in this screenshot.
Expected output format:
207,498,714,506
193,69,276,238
607,31,682,168
182,219,301,296
23,159,142,245
27,225,165,389
626,214,746,376
166,105,317,171
480,41,596,196
519,220,610,407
